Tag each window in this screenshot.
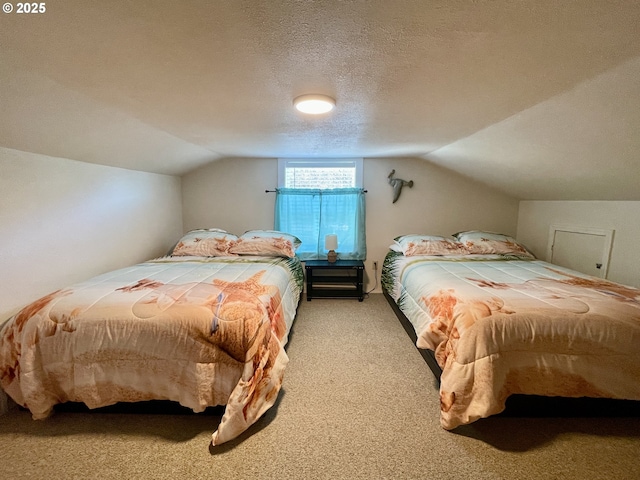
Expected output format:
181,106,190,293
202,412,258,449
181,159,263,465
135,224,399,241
275,159,366,261
278,158,363,189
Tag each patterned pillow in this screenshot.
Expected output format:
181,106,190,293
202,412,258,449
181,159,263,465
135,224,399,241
171,229,238,257
392,234,469,256
229,230,301,258
453,231,535,258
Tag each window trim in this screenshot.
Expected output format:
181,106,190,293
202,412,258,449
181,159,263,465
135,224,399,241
277,158,363,188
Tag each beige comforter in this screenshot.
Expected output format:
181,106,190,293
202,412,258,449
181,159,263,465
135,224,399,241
0,255,303,445
383,252,640,429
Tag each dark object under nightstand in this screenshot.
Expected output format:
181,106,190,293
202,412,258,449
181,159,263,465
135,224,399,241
305,260,364,301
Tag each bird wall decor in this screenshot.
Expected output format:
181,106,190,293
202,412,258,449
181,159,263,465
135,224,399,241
387,169,414,203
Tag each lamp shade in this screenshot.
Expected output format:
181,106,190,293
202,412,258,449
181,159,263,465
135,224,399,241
325,234,338,251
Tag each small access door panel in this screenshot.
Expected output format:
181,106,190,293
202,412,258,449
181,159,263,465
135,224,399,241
546,225,614,279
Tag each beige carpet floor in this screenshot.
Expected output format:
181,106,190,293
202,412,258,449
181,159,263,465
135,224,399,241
0,293,639,480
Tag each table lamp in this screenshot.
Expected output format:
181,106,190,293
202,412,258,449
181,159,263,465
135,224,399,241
325,234,338,263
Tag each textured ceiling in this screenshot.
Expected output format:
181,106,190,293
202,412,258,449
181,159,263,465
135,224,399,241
1,0,639,200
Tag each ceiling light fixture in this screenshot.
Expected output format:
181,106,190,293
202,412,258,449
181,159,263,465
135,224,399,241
293,94,336,114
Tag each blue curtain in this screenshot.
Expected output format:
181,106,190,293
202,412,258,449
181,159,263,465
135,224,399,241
275,188,366,261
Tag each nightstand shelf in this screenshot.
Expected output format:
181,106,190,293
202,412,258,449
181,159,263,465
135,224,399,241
305,260,364,301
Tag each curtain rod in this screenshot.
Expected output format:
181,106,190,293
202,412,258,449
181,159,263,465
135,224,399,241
265,189,368,193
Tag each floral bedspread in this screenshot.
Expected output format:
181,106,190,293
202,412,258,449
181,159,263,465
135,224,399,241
0,255,303,445
383,252,640,429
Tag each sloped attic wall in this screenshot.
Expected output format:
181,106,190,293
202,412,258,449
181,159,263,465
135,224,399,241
0,147,183,321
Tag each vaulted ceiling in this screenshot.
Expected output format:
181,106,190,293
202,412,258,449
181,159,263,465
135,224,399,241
1,1,639,200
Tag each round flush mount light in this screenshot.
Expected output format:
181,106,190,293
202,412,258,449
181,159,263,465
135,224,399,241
293,94,336,114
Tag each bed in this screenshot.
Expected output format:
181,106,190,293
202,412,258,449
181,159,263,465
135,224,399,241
382,231,640,430
0,229,304,446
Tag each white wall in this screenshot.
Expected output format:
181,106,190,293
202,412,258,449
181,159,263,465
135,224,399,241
182,157,276,234
0,147,184,321
182,156,520,291
517,201,640,288
365,158,520,285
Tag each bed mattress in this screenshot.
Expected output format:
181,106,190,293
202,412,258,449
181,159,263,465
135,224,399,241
383,251,640,429
0,255,303,445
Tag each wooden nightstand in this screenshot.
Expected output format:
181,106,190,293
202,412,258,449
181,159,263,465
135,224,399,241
305,260,364,301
